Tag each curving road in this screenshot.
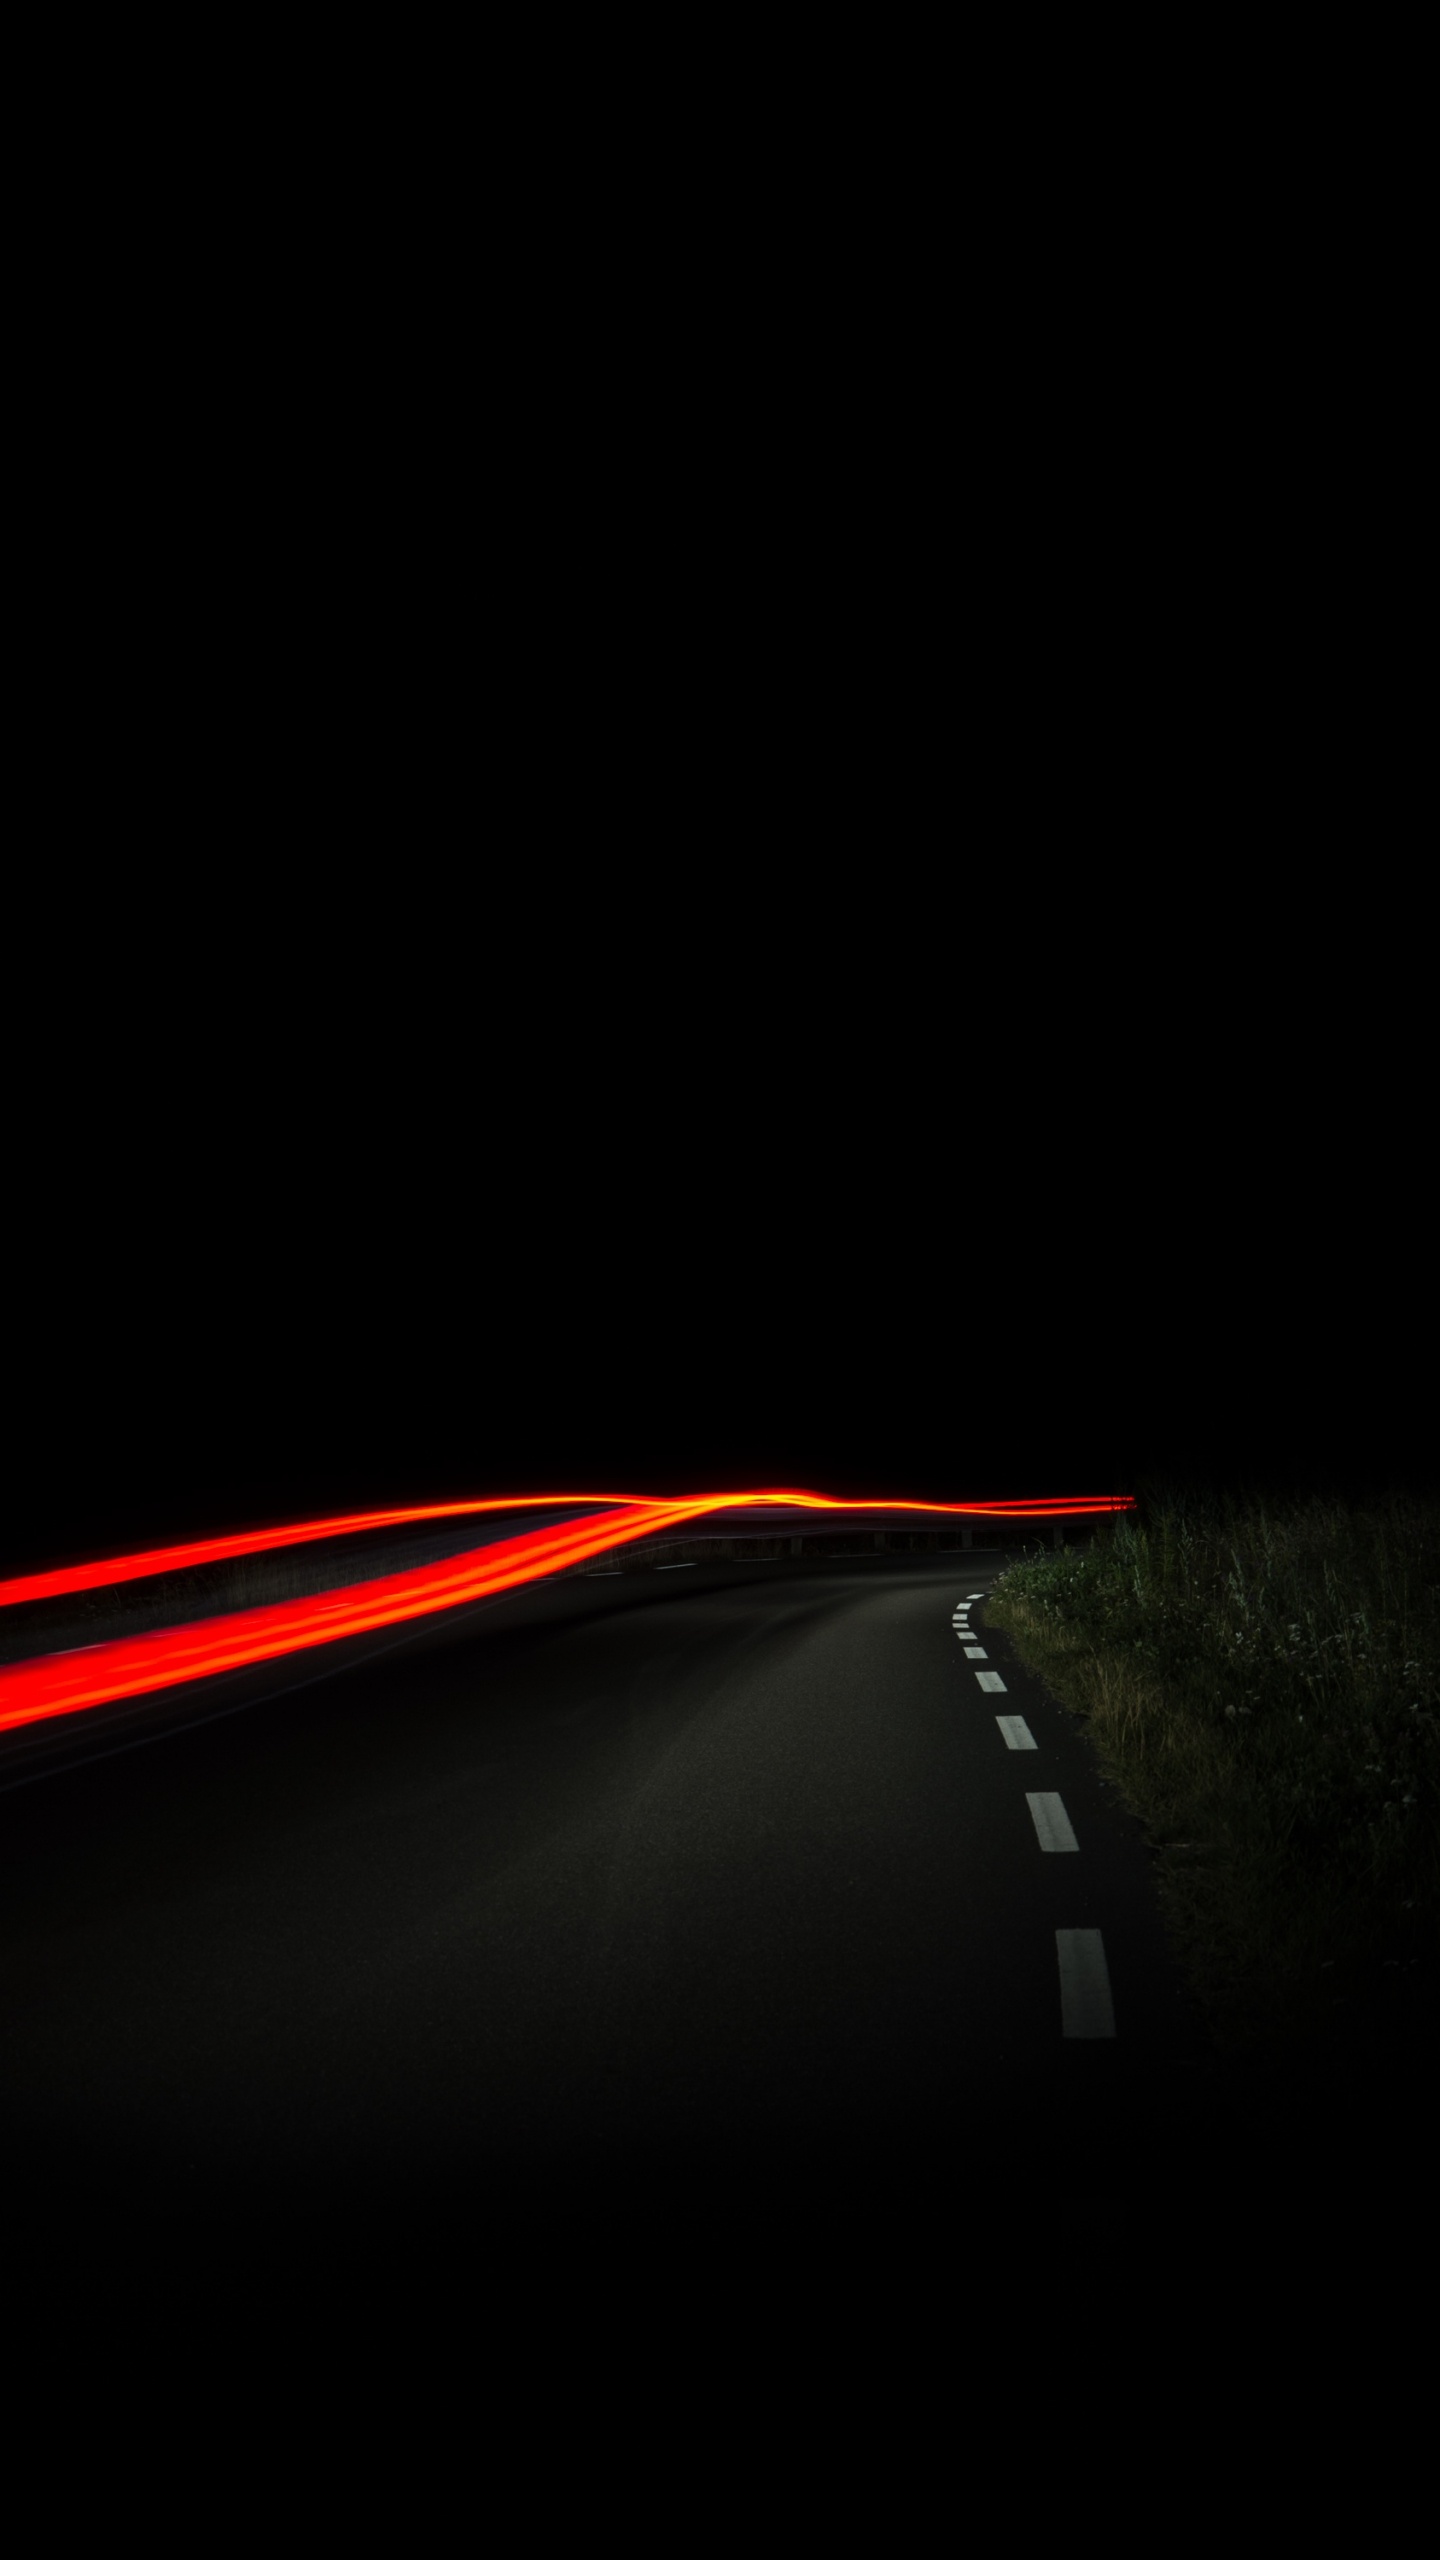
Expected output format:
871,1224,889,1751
2,1552,1216,2296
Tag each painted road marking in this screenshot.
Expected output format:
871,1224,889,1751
1056,1930,1116,2037
996,1716,1037,1750
967,1592,983,1599
655,1562,696,1570
1027,1793,1079,1852
975,1669,1007,1693
963,1644,988,1658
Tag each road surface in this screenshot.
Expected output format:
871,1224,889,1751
1,1550,1217,2302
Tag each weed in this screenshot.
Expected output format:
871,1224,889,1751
986,1489,1440,2080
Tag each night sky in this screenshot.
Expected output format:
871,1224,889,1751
11,64,1429,1583
7,919,1432,1579
9,438,1429,1580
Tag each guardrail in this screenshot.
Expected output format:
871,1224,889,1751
563,1517,1100,1573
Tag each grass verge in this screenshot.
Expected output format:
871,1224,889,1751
986,1484,1440,2133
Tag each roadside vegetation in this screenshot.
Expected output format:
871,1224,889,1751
987,1485,1440,2112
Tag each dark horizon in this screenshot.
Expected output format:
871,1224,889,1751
7,1372,1434,1581
10,992,1434,1578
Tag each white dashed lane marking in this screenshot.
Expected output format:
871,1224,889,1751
996,1715,1037,1750
1056,1930,1116,2037
1027,1793,1079,1852
944,1599,1116,2040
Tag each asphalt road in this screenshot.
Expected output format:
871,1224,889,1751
2,1552,1221,2301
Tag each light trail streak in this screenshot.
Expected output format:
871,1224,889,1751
0,1496,630,1609
0,1491,1130,1610
0,1489,1134,1737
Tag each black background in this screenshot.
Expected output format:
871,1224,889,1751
8,145,1430,1576
8,732,1431,1580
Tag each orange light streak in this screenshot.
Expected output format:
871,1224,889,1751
0,1490,1131,1611
0,1488,1134,1737
0,1495,634,1609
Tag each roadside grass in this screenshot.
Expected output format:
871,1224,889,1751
986,1485,1440,2107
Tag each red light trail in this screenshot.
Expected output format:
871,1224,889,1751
0,1490,1133,1737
